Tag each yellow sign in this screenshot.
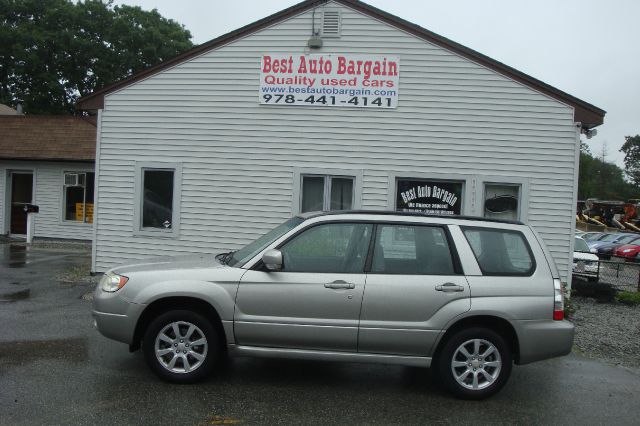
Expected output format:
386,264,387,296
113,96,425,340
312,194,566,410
75,203,94,223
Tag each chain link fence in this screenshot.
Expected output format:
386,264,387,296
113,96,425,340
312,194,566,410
574,257,640,293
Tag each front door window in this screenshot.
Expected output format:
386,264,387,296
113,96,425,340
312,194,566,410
280,222,372,273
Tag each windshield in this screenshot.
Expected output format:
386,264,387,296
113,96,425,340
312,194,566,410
600,234,620,242
583,233,603,241
574,237,590,252
618,235,637,244
227,217,305,267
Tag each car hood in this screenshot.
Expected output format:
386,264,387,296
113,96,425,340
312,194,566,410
573,251,599,261
615,244,640,252
111,253,226,275
588,240,616,249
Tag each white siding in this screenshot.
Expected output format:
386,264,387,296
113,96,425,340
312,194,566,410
0,164,5,233
1,161,94,240
95,1,578,280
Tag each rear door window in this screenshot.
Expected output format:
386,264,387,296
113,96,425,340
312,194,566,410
370,224,457,275
462,227,535,276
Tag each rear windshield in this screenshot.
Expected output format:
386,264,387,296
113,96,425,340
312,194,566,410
462,227,535,276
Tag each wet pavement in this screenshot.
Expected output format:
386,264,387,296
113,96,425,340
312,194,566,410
1,242,640,425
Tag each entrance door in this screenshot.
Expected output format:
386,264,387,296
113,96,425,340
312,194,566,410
10,172,33,234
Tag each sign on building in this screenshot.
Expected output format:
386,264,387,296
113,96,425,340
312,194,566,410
260,54,399,108
396,179,463,215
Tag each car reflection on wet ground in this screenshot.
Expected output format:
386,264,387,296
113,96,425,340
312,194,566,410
1,241,640,426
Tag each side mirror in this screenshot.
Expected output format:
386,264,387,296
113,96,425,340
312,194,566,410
262,249,283,271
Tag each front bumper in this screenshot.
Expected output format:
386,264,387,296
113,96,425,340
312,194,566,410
92,287,145,345
515,319,575,365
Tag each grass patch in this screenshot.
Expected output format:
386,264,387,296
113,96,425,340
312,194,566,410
616,291,640,306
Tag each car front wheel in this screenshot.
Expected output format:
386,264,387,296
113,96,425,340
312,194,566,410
437,327,512,399
143,310,219,383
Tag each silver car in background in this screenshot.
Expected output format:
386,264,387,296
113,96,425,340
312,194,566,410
93,211,573,399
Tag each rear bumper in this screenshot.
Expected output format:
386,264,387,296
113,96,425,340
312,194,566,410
515,319,575,365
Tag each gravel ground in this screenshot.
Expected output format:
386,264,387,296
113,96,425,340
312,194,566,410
0,237,91,251
571,296,640,368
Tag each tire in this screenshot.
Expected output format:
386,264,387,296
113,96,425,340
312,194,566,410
143,309,219,383
436,327,512,400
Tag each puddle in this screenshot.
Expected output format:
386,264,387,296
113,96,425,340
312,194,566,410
0,337,88,364
0,289,31,302
5,244,27,268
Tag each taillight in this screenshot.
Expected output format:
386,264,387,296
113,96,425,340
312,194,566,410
553,278,564,320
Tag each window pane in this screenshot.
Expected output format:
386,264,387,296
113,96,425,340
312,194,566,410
301,176,325,213
84,173,95,223
63,172,94,222
330,178,353,211
371,225,455,275
142,170,174,229
281,223,372,273
65,186,84,221
463,228,534,275
484,184,519,220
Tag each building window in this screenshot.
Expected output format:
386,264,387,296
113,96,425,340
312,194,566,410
395,178,463,215
142,169,174,229
134,163,181,237
64,172,95,223
483,183,520,221
300,175,354,213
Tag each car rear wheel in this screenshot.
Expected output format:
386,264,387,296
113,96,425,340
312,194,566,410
437,327,512,399
143,310,219,383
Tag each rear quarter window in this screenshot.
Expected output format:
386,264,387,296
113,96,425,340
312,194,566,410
462,227,535,276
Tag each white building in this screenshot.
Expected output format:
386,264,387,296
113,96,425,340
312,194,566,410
77,0,604,281
1,115,96,241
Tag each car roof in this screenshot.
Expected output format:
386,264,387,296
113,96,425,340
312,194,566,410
296,210,524,225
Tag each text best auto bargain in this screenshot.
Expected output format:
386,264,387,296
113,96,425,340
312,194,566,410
259,54,399,108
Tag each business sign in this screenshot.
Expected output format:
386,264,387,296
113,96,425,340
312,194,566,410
259,54,399,108
396,179,463,215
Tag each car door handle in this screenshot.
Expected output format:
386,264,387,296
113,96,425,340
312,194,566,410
324,280,355,289
435,282,465,292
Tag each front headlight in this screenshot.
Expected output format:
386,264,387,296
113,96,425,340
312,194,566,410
99,271,129,292
623,248,634,253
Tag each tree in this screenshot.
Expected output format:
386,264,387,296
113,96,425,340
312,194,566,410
0,0,193,114
578,142,638,200
620,135,640,187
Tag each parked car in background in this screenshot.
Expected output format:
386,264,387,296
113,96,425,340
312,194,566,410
587,233,627,250
593,234,640,259
92,212,573,400
573,236,599,281
613,243,640,260
580,232,607,242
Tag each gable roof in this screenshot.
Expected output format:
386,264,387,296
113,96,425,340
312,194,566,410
0,116,96,162
76,0,605,128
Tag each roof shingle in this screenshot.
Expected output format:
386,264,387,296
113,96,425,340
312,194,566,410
0,116,96,162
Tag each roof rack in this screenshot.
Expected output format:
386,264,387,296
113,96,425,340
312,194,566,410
297,210,524,225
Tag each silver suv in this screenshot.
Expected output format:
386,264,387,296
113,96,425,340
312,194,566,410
93,211,573,399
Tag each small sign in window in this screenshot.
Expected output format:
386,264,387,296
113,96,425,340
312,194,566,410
396,179,462,215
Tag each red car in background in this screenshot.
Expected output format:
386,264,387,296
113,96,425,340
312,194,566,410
613,244,640,260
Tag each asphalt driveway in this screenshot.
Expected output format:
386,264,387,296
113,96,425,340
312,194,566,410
1,242,640,425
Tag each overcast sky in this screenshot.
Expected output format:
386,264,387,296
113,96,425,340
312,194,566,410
115,0,640,167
